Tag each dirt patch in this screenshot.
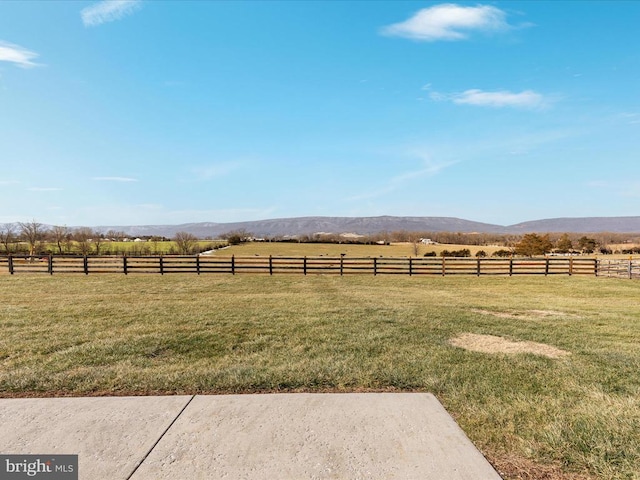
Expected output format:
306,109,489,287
472,309,577,320
449,333,571,359
471,309,523,319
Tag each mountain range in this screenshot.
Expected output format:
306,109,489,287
86,216,640,237
4,216,640,238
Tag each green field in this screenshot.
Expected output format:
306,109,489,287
48,240,224,255
1,275,639,479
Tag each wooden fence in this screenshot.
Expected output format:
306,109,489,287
596,259,640,279
0,255,604,277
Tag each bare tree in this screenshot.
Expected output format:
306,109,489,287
222,229,252,245
174,231,198,254
93,233,104,255
106,230,126,241
73,227,95,255
407,232,421,257
18,220,45,256
50,225,69,254
0,224,16,253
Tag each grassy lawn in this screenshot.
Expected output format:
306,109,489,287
1,275,639,479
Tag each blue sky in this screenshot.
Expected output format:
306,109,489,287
1,1,639,227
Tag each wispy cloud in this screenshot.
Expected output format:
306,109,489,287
587,180,640,198
0,180,20,186
349,154,456,202
92,176,138,182
81,0,142,27
586,181,610,188
192,161,244,180
0,41,40,68
431,88,548,109
381,4,513,42
27,187,62,192
136,203,162,209
619,112,640,125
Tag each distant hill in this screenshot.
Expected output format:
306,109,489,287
507,217,640,234
92,216,507,238
4,216,640,238
91,216,640,237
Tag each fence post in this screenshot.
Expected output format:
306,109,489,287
509,258,513,276
269,255,273,275
83,255,89,275
629,259,633,280
340,255,344,276
594,258,598,277
48,254,53,275
231,255,235,275
545,258,549,276
123,255,128,275
8,255,14,275
477,258,481,277
303,256,307,275
409,257,413,276
373,257,377,276
159,256,164,275
569,257,573,276
196,255,200,275
442,257,446,276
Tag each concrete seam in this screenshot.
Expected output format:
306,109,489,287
125,394,196,480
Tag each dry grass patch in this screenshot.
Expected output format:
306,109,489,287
449,333,571,359
494,454,592,480
472,309,578,320
527,310,573,317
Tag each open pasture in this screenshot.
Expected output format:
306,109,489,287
214,241,505,257
0,275,639,479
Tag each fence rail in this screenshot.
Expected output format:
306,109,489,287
0,255,608,277
596,259,640,279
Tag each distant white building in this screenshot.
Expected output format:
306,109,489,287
420,238,436,245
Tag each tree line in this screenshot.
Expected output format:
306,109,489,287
0,221,222,256
1,221,636,256
264,231,630,256
265,230,638,249
420,234,605,258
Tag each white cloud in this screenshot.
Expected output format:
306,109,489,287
92,176,138,182
81,0,142,27
0,41,40,68
381,4,510,41
192,161,244,180
455,89,545,108
432,89,548,109
27,187,62,192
